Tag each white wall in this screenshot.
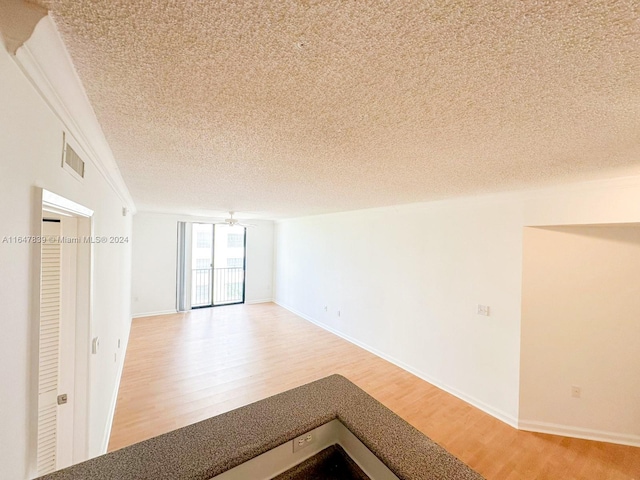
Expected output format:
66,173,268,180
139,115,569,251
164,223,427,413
131,212,274,317
520,225,640,445
244,219,275,304
274,176,640,441
0,37,133,479
131,214,179,316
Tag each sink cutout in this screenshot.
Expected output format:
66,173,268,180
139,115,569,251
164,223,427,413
211,419,399,480
273,444,369,480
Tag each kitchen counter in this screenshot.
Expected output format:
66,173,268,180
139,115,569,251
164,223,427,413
40,375,484,479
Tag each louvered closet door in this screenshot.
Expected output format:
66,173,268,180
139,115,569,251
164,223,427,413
37,220,62,475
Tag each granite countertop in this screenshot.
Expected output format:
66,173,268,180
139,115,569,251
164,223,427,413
40,375,484,479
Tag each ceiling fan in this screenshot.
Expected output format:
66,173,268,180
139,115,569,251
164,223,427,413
215,212,256,228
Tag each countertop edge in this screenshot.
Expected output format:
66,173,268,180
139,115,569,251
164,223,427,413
39,374,484,480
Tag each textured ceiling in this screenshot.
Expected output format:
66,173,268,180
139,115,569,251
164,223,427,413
36,0,640,218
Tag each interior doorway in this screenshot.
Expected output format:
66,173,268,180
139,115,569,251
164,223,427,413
35,190,93,476
190,223,246,308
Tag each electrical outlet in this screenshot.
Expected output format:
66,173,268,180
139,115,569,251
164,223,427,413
571,385,581,398
324,305,328,312
292,431,315,452
477,304,490,316
337,310,341,317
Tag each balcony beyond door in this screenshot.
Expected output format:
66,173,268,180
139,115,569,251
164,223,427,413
191,223,246,308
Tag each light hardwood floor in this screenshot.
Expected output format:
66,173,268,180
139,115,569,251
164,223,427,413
109,303,640,479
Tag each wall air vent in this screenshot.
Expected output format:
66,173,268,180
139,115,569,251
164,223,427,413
61,132,85,181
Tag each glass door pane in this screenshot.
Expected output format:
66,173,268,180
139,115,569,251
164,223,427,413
213,224,246,305
191,223,213,307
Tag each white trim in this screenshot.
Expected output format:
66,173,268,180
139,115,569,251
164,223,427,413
72,216,92,463
36,190,95,470
132,309,178,319
43,189,94,218
12,17,136,212
274,301,519,428
245,298,274,305
100,331,130,454
275,301,640,447
133,303,274,317
518,420,640,448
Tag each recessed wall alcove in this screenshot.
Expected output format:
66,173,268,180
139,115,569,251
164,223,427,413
519,224,640,445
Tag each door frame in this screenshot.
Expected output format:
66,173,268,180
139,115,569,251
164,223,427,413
190,222,215,309
31,188,94,475
185,222,247,309
211,223,247,307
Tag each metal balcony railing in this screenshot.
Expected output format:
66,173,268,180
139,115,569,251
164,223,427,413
192,267,244,307
192,268,212,307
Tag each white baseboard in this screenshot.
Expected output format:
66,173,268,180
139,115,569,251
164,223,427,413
518,420,640,448
245,298,274,305
100,325,131,454
132,309,177,318
132,303,274,317
274,300,518,429
275,301,640,448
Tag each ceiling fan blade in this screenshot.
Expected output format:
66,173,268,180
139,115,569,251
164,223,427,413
212,212,255,227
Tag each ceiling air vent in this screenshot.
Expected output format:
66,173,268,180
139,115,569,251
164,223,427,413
61,133,85,181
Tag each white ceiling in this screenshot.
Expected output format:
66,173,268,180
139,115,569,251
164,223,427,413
37,0,640,219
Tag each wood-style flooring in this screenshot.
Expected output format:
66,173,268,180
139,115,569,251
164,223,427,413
108,303,640,479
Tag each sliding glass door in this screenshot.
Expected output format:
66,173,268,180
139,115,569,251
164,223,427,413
212,224,246,305
190,223,246,308
191,223,214,307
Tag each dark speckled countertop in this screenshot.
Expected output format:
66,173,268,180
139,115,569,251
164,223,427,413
39,375,484,480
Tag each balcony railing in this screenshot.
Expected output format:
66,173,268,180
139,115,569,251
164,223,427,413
192,268,212,307
192,267,244,307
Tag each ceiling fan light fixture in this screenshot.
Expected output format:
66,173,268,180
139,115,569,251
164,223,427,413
216,211,256,228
